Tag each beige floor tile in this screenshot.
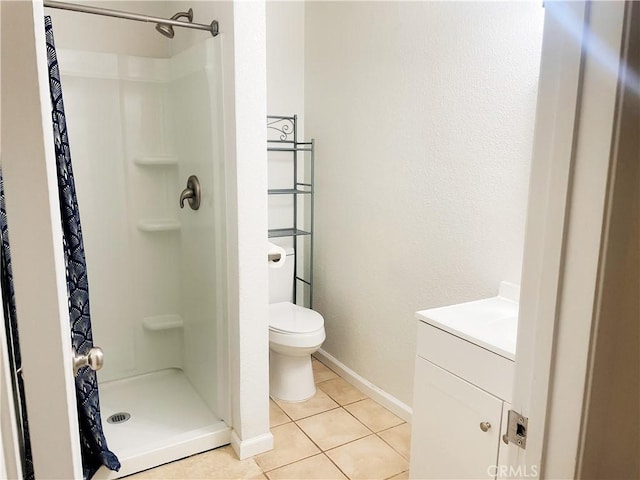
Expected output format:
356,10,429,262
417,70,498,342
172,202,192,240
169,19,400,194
326,435,409,480
265,454,347,480
270,399,292,427
274,388,339,421
255,422,320,472
388,471,409,479
378,423,411,460
344,399,404,432
312,358,339,383
317,377,367,405
296,408,371,451
125,445,263,479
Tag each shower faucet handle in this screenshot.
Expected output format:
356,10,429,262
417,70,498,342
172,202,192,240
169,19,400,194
72,346,104,376
180,175,201,210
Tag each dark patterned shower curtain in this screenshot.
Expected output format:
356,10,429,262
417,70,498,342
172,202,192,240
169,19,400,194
0,15,120,480
45,15,121,479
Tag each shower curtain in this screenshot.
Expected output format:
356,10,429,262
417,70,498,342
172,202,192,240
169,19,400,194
48,16,121,479
0,15,119,480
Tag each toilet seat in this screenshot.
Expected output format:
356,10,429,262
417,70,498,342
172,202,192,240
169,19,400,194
269,301,324,334
268,302,326,351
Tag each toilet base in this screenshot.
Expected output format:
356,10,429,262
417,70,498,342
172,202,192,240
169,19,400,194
269,350,316,402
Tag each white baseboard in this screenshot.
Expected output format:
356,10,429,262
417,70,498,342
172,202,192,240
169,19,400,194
313,349,413,423
230,430,274,460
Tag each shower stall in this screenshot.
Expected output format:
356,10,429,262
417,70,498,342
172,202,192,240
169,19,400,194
1,0,272,476
44,2,229,477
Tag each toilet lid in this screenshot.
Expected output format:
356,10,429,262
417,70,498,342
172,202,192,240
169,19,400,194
269,302,324,334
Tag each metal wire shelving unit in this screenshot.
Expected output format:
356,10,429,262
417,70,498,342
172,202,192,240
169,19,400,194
267,115,315,307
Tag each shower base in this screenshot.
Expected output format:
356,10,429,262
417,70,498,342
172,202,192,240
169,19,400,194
93,368,230,479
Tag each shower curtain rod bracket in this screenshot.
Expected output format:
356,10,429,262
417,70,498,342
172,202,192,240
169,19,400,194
43,1,220,37
210,20,219,37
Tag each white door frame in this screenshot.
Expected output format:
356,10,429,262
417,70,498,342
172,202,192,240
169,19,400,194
511,1,631,477
1,1,82,478
0,303,23,480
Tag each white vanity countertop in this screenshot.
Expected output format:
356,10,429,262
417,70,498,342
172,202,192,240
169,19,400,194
415,282,519,361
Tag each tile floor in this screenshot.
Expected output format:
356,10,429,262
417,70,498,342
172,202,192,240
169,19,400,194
127,358,411,479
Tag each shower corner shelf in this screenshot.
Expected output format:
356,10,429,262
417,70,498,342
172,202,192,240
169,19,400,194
134,155,178,166
267,114,315,307
137,219,181,232
142,314,184,331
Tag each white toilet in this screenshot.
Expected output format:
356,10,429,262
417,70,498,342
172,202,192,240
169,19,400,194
269,247,325,402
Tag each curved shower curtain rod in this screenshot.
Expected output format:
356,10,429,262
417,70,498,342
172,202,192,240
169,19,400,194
43,0,219,37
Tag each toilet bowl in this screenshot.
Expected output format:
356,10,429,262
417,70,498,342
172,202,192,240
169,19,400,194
268,247,326,402
269,302,325,402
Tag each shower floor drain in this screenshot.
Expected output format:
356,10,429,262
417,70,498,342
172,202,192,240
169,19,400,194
107,412,131,424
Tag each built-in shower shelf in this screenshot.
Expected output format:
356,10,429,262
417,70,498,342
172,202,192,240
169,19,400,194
142,314,184,331
134,155,178,166
137,219,181,232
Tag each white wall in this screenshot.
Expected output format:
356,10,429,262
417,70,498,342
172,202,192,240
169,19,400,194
304,2,544,406
266,1,305,121
265,1,306,246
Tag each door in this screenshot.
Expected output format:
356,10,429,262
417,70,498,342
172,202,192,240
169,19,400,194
0,1,82,478
410,358,503,480
0,304,22,479
510,1,631,477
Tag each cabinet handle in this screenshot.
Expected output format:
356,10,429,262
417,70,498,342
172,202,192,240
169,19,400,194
480,422,491,432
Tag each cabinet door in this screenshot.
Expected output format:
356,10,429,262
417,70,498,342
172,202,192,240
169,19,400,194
410,358,504,479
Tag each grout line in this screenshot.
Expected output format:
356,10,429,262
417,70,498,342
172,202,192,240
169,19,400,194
376,420,408,434
260,452,324,475
375,430,410,461
383,469,409,480
269,403,294,428
292,406,371,453
285,404,342,422
322,451,352,480
339,404,375,435
323,432,377,455
292,407,374,454
292,416,327,453
261,358,410,478
316,382,368,407
313,350,412,422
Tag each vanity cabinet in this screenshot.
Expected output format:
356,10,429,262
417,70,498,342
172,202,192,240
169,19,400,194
409,284,519,480
411,356,508,479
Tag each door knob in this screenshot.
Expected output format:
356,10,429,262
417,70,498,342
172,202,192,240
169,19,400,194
179,175,201,210
73,347,104,375
480,421,492,432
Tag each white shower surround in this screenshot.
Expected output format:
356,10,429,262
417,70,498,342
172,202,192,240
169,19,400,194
58,37,231,476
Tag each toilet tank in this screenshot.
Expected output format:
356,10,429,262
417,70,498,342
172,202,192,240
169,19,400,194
269,247,295,303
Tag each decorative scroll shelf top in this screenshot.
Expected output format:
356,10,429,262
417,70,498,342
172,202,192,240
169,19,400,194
267,116,296,143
